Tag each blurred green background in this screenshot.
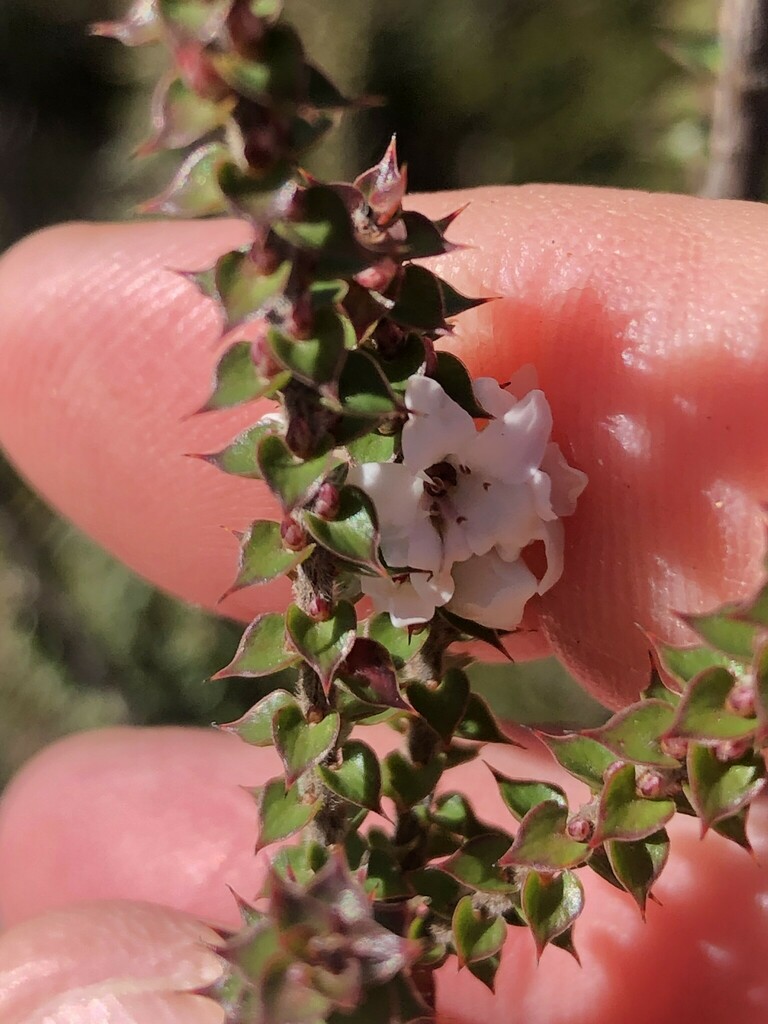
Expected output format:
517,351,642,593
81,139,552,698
0,0,718,784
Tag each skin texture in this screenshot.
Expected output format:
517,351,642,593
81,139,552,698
1,185,768,1021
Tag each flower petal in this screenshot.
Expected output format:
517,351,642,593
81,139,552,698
360,575,438,627
540,442,589,517
448,551,539,630
470,389,553,482
534,518,565,595
402,376,476,470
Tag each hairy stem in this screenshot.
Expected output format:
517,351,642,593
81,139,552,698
702,0,768,198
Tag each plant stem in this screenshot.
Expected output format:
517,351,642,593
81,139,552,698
702,0,768,198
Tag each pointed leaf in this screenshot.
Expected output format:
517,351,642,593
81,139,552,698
712,809,753,852
286,601,357,689
434,352,493,418
456,692,516,744
268,310,350,387
588,700,680,767
228,520,314,592
500,801,589,871
398,211,454,260
215,252,292,332
680,609,757,661
685,742,765,828
408,669,471,743
593,763,675,844
214,613,299,679
452,896,507,967
653,639,736,687
606,830,670,916
254,777,319,848
199,416,281,479
336,350,401,419
306,64,352,109
381,750,445,809
364,846,413,900
467,953,502,992
406,867,470,919
366,613,428,667
542,733,616,790
489,767,567,823
389,265,446,331
219,690,297,747
354,137,406,223
91,0,159,45
431,792,490,839
317,739,382,812
442,833,517,894
217,159,295,222
274,186,368,276
140,143,228,217
139,75,231,154
438,608,510,657
273,704,340,785
257,434,334,509
304,485,384,574
438,278,488,320
667,665,757,744
200,342,282,412
521,869,584,960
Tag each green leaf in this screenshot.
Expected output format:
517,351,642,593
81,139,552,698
593,763,675,844
335,350,401,419
214,613,299,679
406,867,469,919
397,211,455,260
500,801,589,871
431,792,489,838
254,777,319,848
456,692,516,744
345,429,398,465
306,64,352,109
214,252,292,332
317,739,382,812
272,841,329,886
365,613,428,668
438,278,488,320
653,639,736,688
268,310,350,387
408,669,471,743
304,486,384,575
274,186,368,276
641,666,681,704
667,666,757,744
200,342,289,412
543,733,616,790
442,833,517,894
339,638,409,710
213,25,305,103
389,265,446,331
381,750,445,809
685,743,765,828
606,830,669,917
139,75,231,154
364,846,413,900
286,601,357,690
680,609,757,661
199,416,280,478
227,520,314,592
434,352,492,418
521,869,584,960
489,767,567,823
272,704,340,785
139,142,228,217
467,953,502,992
452,896,507,967
438,608,510,658
217,160,295,222
711,809,753,852
157,0,230,37
588,700,680,767
219,690,297,747
257,434,334,509
377,334,427,394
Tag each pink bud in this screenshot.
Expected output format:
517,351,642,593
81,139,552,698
174,42,228,100
308,595,333,621
251,327,281,379
566,815,593,843
727,682,756,718
355,258,399,293
715,737,753,762
660,735,689,762
636,768,666,799
281,515,307,551
314,483,341,520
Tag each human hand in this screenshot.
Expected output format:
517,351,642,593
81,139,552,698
1,184,768,1022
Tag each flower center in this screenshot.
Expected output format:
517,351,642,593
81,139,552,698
423,460,459,497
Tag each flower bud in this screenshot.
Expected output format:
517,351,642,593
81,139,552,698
635,768,666,799
314,483,341,521
281,515,308,551
727,681,756,718
566,814,593,843
660,735,689,762
715,737,753,762
308,594,333,621
251,325,281,379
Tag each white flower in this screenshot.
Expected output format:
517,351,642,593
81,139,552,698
347,374,587,630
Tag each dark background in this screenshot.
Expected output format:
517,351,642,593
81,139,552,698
0,0,717,783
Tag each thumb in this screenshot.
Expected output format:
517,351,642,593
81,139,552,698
0,185,766,707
